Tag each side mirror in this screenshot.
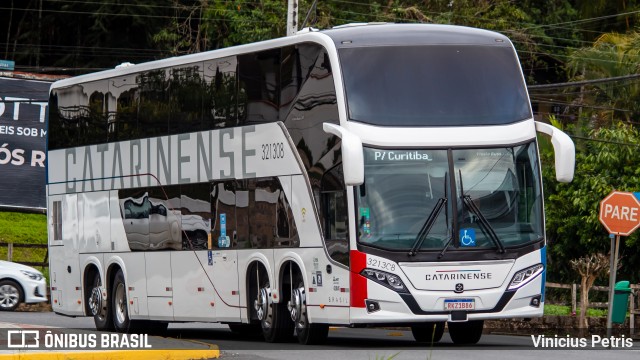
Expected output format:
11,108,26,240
322,123,364,186
535,121,575,183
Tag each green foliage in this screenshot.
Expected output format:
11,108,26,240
0,0,631,82
566,31,640,123
544,304,608,317
0,211,47,245
541,120,640,283
0,212,48,276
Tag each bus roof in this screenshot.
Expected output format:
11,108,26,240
321,23,511,49
50,23,511,90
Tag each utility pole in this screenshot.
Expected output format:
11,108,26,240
287,0,298,36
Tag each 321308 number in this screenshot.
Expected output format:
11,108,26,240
261,142,284,160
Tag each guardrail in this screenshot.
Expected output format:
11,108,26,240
0,241,48,268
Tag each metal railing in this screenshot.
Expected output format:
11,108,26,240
547,281,639,335
0,241,48,268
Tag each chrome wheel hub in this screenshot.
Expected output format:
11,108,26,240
114,283,126,324
288,286,305,323
88,287,103,316
254,286,270,323
289,286,307,330
0,285,19,309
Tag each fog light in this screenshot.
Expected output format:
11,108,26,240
365,300,380,313
530,295,541,308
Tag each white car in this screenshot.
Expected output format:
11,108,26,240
0,260,48,311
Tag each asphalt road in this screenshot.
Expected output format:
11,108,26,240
1,311,639,360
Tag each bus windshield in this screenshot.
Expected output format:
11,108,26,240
339,45,531,126
356,142,543,252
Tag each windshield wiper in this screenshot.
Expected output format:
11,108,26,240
459,170,506,254
461,195,505,253
437,236,453,259
408,197,447,256
458,170,505,254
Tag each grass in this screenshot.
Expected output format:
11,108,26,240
0,211,47,244
544,304,609,317
0,211,48,277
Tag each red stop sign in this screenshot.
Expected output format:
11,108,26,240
599,191,640,236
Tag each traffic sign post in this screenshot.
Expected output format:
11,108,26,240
598,190,640,341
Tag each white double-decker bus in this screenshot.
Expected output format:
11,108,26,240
46,23,575,345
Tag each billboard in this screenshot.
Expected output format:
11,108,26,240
0,77,51,210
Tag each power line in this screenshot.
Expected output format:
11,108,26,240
528,73,640,89
523,9,640,30
530,98,632,113
568,134,640,147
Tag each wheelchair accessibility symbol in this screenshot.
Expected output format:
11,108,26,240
459,228,476,247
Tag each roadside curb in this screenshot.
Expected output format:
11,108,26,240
0,322,220,359
0,348,220,359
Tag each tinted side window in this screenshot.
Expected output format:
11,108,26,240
238,49,280,125
246,177,299,249
79,81,110,147
275,182,298,248
118,187,150,251
235,177,299,249
52,200,62,240
48,92,72,150
111,74,140,142
204,57,238,129
119,185,182,251
321,165,349,266
137,70,170,138
180,183,212,250
49,80,110,149
249,178,275,248
282,43,341,217
211,181,237,249
168,64,205,135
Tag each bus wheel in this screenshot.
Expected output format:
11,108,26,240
290,281,328,345
112,270,132,332
411,322,445,343
448,320,484,345
252,266,292,342
88,273,113,331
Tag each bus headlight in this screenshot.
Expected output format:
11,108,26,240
508,263,543,290
361,268,408,293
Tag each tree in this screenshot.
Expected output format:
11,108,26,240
566,31,640,124
570,253,609,329
541,120,640,284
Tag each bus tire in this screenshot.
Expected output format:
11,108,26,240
291,280,328,345
251,265,293,342
88,273,114,331
411,322,445,343
111,269,136,333
448,320,484,345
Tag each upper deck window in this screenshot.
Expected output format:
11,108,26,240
339,45,531,126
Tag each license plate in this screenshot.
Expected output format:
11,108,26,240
444,299,475,310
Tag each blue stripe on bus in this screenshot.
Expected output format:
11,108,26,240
541,246,546,302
